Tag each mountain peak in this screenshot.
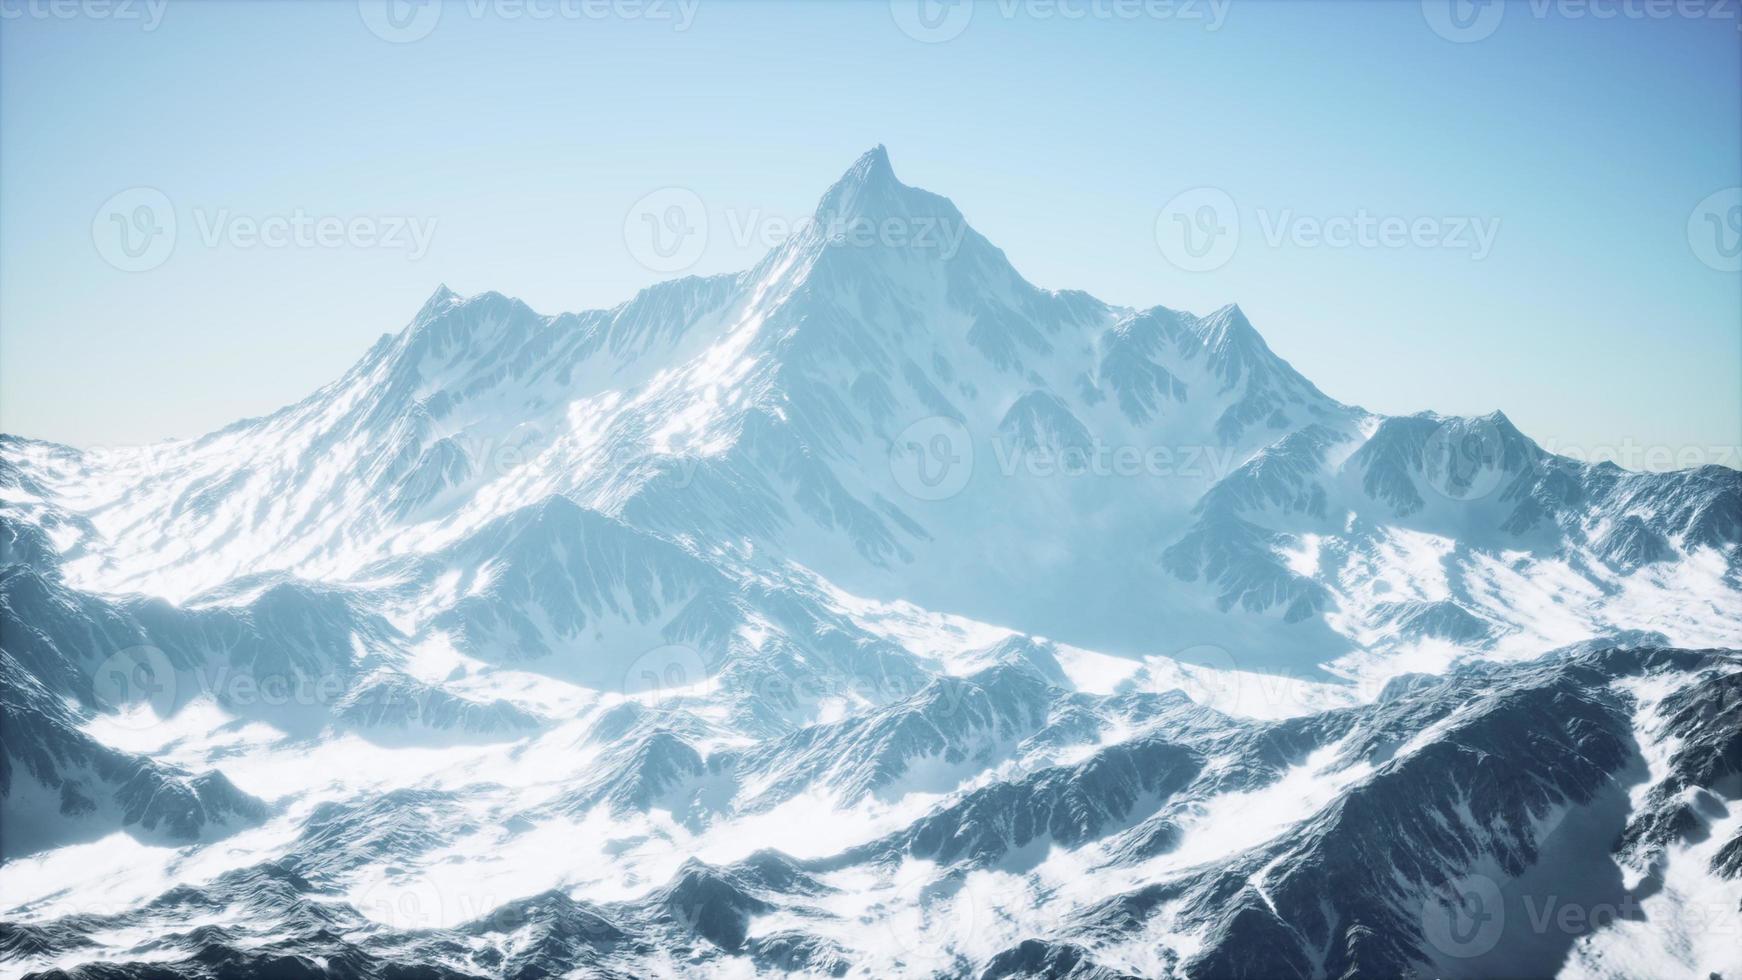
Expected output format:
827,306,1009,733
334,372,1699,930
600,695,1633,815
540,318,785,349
413,283,461,323
844,144,895,185
1194,302,1277,369
1201,303,1255,340
812,144,928,225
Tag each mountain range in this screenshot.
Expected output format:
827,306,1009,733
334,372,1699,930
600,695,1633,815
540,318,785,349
2,147,1738,979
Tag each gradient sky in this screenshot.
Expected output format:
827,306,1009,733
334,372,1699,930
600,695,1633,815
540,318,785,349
2,0,1738,469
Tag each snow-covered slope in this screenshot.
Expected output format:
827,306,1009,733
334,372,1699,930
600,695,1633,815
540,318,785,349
2,148,1738,979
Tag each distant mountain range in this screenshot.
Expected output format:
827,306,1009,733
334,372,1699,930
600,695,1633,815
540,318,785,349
3,148,1737,979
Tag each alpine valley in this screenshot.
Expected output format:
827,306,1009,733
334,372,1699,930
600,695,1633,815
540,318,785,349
2,149,1739,979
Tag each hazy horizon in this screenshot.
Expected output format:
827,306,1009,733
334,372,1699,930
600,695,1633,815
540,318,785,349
2,0,1738,471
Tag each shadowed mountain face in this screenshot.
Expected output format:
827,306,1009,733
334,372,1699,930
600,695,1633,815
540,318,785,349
2,150,1738,979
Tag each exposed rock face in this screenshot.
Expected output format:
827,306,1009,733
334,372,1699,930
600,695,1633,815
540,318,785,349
3,149,1738,979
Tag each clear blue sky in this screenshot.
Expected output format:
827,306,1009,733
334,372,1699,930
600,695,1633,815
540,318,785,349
3,0,1738,467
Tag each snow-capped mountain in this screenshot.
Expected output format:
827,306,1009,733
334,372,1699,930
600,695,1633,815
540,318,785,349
1,148,1737,979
